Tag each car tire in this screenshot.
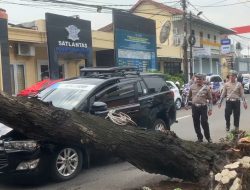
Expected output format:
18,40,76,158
175,98,182,110
50,146,83,182
153,119,168,131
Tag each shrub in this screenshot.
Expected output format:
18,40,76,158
164,73,185,87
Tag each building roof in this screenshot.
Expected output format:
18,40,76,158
98,0,182,32
129,0,182,15
190,15,235,35
98,0,234,35
231,25,250,34
98,23,113,32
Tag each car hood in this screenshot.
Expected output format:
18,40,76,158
0,123,12,137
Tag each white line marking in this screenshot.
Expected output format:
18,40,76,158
177,115,191,120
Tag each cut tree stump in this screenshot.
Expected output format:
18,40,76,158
0,92,249,189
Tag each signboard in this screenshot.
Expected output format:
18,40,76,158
221,45,231,54
193,47,211,57
113,10,157,72
220,38,231,54
221,39,231,45
46,13,93,79
115,29,156,71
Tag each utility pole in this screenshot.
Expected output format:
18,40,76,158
181,0,188,83
189,11,193,79
188,11,201,79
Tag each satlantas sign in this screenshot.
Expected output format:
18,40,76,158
58,25,88,48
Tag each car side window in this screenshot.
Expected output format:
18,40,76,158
143,76,169,93
166,82,174,89
137,81,143,96
96,82,137,108
137,80,147,96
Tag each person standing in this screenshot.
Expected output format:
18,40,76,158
186,74,213,143
218,70,247,132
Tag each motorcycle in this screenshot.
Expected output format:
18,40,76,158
210,82,221,105
181,83,191,106
181,82,221,106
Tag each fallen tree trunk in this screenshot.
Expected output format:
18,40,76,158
0,92,247,187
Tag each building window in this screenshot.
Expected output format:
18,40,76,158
163,62,181,75
40,65,49,80
96,83,136,108
214,35,217,43
199,32,203,47
10,64,25,95
207,34,210,40
38,63,64,79
174,36,181,46
59,65,64,79
173,27,179,35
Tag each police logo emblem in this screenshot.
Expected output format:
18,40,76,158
65,25,80,41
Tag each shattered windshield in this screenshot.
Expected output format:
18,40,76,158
41,83,96,110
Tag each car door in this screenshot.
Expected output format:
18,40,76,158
165,82,176,101
135,79,154,128
93,81,140,124
137,76,173,129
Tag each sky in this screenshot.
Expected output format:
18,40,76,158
1,0,250,54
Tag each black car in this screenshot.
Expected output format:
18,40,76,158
0,67,176,181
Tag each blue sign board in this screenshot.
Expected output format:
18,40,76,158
115,29,157,72
221,39,231,45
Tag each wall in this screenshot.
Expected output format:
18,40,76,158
6,22,115,90
133,2,182,59
9,41,37,88
8,27,46,43
92,31,113,49
96,49,114,67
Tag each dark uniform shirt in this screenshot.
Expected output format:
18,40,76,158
188,83,212,105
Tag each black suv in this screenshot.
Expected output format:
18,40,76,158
0,67,176,182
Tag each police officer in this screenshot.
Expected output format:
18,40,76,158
186,73,213,143
218,70,247,132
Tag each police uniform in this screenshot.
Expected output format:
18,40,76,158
219,70,246,131
187,74,213,143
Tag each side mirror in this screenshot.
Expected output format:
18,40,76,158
90,101,107,115
161,86,169,92
148,88,156,93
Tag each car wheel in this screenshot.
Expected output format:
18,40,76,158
175,99,182,110
153,119,167,131
50,147,83,182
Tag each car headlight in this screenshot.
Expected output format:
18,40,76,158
16,159,40,170
4,140,39,151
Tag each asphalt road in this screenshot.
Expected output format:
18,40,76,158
172,94,250,142
0,94,250,190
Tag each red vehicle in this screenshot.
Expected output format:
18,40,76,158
17,79,63,97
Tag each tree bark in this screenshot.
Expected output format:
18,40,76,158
0,92,246,187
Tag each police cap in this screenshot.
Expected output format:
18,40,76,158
195,73,205,79
229,70,238,76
